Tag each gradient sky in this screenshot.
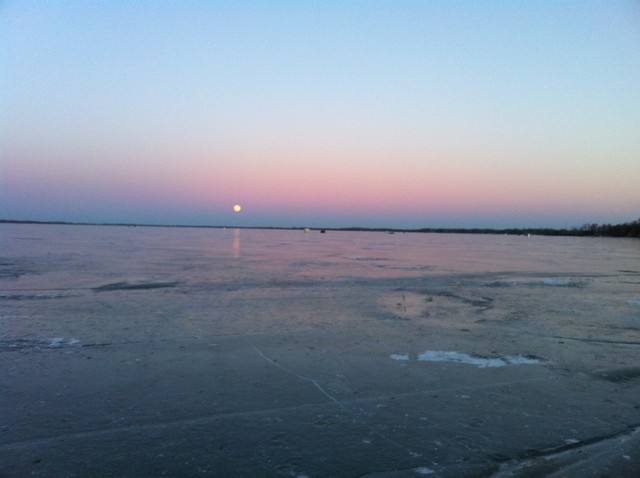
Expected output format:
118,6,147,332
2,1,639,228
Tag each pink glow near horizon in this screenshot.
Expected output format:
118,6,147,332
4,147,635,228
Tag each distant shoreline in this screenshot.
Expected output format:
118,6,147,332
2,218,638,238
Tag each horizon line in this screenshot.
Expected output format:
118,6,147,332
2,218,638,237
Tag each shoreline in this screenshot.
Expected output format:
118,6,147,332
2,218,639,238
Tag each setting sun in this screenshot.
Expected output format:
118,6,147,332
233,204,242,213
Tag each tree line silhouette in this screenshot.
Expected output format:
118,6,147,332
573,218,640,237
413,218,640,237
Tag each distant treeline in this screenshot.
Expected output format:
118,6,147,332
325,219,640,237
1,218,639,237
570,219,640,237
412,218,640,237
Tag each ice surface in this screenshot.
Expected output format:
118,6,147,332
2,224,640,477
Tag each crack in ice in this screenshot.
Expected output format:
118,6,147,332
253,345,345,408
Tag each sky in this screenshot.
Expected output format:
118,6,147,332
1,1,639,229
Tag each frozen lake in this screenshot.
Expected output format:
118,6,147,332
2,224,640,477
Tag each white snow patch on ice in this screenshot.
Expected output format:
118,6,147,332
48,337,64,347
542,278,574,286
414,466,435,475
390,353,410,361
415,351,543,368
627,300,640,306
47,337,82,348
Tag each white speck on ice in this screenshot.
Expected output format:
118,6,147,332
564,438,579,445
414,466,434,475
68,338,81,346
390,353,410,361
